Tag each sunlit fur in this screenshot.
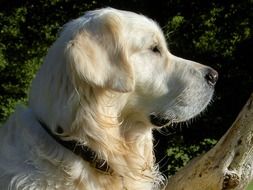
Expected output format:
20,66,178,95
0,8,215,190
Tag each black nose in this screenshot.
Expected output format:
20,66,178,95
205,68,218,86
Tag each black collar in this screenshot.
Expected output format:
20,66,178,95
38,120,113,174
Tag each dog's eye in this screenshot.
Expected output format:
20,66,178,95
151,46,161,54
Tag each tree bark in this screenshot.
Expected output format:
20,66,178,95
165,93,253,190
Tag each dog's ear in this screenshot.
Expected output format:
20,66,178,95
65,12,134,92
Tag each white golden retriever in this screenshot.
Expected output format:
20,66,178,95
0,8,218,190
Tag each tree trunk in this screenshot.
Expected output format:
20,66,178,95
166,93,253,190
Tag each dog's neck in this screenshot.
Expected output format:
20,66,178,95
39,88,164,187
38,120,113,174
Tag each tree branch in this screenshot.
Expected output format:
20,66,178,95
166,93,253,190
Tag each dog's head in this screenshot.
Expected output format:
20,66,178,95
29,8,218,134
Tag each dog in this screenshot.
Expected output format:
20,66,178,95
0,8,218,190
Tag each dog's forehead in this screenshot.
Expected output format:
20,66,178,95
119,9,161,32
76,8,166,51
116,10,166,48
85,8,162,37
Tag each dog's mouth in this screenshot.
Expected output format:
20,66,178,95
149,114,172,127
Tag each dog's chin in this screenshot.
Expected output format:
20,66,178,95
149,114,171,127
149,105,207,127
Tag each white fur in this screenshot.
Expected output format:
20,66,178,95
0,8,216,190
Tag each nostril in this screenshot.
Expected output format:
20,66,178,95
205,68,218,86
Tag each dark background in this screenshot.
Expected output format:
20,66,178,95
0,0,252,176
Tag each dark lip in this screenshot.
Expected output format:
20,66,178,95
149,114,171,127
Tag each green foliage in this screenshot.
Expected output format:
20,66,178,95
169,16,185,30
194,4,251,58
0,7,35,122
166,137,217,176
165,1,252,60
247,181,253,190
0,0,99,123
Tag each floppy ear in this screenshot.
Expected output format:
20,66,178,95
65,13,134,92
